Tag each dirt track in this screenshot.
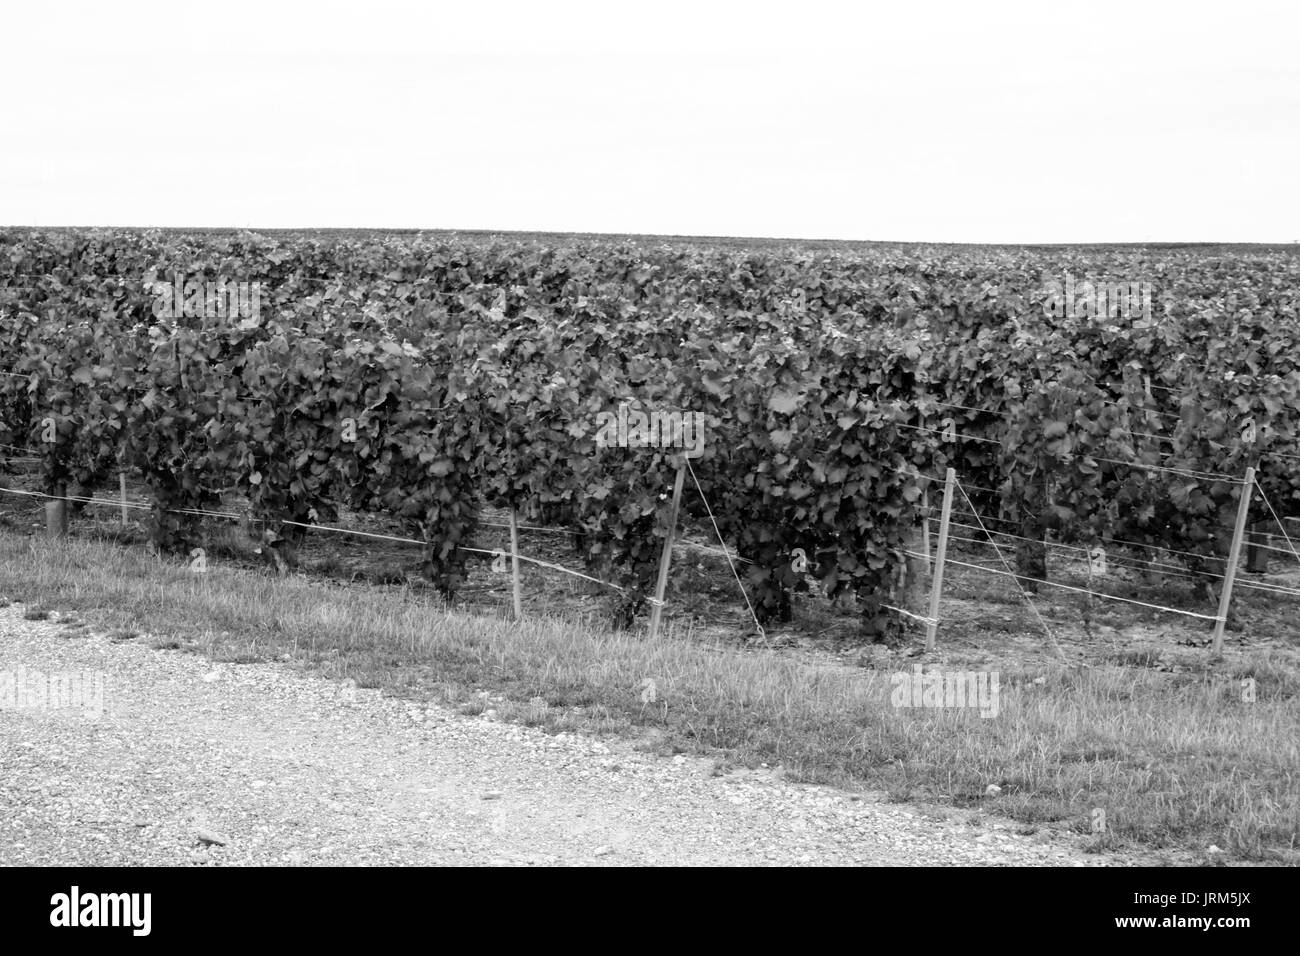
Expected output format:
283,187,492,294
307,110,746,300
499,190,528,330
0,605,1153,867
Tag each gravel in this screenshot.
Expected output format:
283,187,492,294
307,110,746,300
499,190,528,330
0,604,1155,866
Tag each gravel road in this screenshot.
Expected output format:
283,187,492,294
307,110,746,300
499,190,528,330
0,604,1144,866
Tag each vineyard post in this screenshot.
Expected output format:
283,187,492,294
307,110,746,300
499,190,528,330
1211,465,1255,656
924,468,956,651
173,339,188,391
1245,520,1269,573
509,507,522,621
922,489,932,574
119,472,128,526
45,483,67,539
647,459,687,641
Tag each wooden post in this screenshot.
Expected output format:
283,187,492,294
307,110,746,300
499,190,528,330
922,489,933,574
1084,546,1095,631
924,468,956,651
647,460,687,640
1245,520,1269,573
45,483,68,539
1212,465,1255,656
173,339,188,391
509,507,522,621
119,472,129,526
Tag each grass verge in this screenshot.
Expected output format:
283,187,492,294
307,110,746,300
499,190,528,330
1,532,1296,863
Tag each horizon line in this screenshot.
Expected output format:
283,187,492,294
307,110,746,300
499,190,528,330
3,224,1298,249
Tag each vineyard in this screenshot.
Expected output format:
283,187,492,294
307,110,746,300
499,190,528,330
2,227,1299,644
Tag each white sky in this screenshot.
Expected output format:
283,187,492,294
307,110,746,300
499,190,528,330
2,0,1297,242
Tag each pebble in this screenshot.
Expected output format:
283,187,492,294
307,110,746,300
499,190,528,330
195,827,230,846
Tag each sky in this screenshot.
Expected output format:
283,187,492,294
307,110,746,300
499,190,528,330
2,0,1297,243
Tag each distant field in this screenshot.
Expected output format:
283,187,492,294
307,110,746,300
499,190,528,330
9,223,1300,254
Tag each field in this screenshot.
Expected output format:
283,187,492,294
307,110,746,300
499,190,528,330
1,228,1297,861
